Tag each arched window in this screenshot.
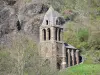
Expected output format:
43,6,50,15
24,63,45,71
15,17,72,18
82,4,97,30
42,29,46,40
47,28,51,40
55,28,57,40
59,29,61,41
46,20,48,25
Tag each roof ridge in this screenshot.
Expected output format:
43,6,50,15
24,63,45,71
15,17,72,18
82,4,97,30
45,6,60,17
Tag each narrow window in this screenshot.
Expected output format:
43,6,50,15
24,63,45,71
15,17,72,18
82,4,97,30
55,28,57,40
48,28,51,40
59,29,61,41
46,20,48,25
42,29,46,40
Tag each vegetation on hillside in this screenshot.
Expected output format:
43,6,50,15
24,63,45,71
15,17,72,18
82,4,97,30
49,0,100,64
0,33,57,75
0,0,100,75
59,64,100,75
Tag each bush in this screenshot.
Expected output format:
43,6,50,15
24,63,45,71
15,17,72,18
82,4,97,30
77,28,89,42
88,32,100,50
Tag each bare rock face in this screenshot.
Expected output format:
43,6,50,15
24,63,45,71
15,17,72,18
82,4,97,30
0,0,17,37
18,3,48,41
0,0,49,44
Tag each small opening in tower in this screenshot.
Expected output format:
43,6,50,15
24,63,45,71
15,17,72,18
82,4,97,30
46,20,48,25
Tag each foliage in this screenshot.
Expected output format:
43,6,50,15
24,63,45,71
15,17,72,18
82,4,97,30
59,64,100,75
88,32,100,50
62,0,100,64
77,28,89,42
0,49,15,75
84,50,100,64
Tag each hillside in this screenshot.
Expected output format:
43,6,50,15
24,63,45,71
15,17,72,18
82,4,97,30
0,0,100,75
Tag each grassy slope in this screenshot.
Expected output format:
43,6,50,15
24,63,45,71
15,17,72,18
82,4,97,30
59,64,100,75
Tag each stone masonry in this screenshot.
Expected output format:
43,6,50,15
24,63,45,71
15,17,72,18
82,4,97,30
39,6,80,70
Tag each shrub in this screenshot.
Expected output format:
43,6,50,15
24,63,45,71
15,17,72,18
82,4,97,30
88,32,100,50
77,28,89,42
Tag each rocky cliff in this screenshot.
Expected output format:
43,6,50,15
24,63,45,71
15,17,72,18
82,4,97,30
0,0,49,44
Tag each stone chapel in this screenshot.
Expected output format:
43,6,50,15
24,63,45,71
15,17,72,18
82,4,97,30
39,6,81,70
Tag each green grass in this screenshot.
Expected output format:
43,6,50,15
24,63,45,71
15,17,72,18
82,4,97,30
59,64,100,75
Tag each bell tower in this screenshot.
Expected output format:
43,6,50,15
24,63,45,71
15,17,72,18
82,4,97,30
39,6,66,70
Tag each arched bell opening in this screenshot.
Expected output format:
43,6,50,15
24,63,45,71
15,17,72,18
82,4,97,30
55,28,57,40
47,28,51,40
42,29,46,41
59,29,61,41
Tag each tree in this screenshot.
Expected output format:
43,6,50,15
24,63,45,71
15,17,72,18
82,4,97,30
0,33,58,75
